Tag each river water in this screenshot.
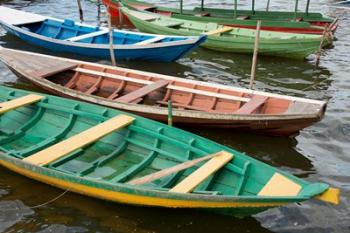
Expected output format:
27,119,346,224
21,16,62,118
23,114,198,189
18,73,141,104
0,0,349,232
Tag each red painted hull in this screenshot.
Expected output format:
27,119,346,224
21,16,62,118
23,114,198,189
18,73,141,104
102,0,134,28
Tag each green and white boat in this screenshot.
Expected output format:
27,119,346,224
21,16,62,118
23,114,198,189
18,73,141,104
0,85,339,217
121,7,331,59
109,0,338,34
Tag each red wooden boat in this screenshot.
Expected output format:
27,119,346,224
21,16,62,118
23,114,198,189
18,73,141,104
0,47,327,136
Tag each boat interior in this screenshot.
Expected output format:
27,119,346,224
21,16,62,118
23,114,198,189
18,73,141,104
125,1,327,22
126,9,321,39
18,18,185,45
0,88,306,197
39,61,292,115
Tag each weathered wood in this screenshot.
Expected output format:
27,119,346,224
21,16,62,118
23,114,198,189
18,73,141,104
170,151,233,193
107,11,117,66
157,100,215,112
128,3,156,11
249,20,261,89
116,80,169,103
235,95,268,114
135,35,166,45
205,26,233,36
285,101,315,114
127,9,159,21
258,173,301,196
23,115,134,166
65,30,108,42
128,151,227,186
85,77,103,94
30,62,77,78
74,67,152,85
0,94,44,114
167,85,250,102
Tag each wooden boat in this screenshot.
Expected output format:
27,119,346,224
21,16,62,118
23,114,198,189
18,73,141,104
0,47,327,136
0,85,339,217
0,6,206,62
120,7,331,60
103,0,338,34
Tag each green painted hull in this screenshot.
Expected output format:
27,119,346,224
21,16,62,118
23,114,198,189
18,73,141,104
122,7,329,59
115,0,337,35
0,86,329,217
117,0,334,24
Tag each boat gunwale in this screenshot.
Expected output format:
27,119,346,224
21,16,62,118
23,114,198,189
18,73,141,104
0,86,330,209
121,7,325,41
0,47,326,106
0,48,326,123
0,152,311,205
118,0,334,23
0,20,204,50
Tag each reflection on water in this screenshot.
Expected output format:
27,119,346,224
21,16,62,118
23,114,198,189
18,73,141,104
0,0,349,232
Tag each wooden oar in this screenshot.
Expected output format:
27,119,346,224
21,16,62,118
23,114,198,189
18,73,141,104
127,151,227,186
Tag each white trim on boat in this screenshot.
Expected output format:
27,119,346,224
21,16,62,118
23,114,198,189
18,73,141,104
135,35,167,45
1,22,200,50
65,30,109,42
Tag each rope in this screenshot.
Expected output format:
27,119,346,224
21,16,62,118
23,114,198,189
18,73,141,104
0,188,70,211
300,78,329,91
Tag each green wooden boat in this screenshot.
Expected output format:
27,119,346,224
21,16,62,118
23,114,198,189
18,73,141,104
112,0,338,35
0,85,339,217
121,7,331,59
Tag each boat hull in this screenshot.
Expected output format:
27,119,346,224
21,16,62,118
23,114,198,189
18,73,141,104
1,23,203,62
0,155,285,217
122,8,326,60
0,85,336,217
9,66,324,137
103,0,338,34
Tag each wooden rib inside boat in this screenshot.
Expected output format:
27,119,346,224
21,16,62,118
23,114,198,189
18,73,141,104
0,47,327,136
0,86,340,218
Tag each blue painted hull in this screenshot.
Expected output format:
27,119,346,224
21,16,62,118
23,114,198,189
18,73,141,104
2,25,205,62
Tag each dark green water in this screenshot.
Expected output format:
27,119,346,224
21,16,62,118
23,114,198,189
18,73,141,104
0,0,349,232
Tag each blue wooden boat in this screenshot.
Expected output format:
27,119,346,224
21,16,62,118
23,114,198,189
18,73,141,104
0,6,206,62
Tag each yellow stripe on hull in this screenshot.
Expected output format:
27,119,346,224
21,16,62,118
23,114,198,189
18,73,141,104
0,159,286,209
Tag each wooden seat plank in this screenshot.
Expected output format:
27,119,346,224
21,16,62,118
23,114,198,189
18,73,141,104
169,151,233,193
167,85,250,102
258,173,302,196
73,68,153,85
30,62,77,78
23,115,134,166
157,100,216,112
128,151,226,186
205,26,233,36
135,35,167,45
128,10,159,21
0,94,44,114
128,3,156,11
235,95,268,114
65,30,109,42
116,80,170,103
